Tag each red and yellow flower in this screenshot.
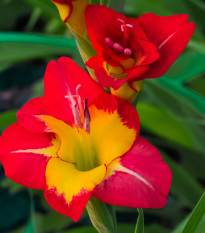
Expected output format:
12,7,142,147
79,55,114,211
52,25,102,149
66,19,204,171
85,5,195,92
0,57,171,221
51,0,90,36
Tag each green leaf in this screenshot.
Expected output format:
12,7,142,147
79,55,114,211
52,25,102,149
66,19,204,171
0,33,77,64
182,192,205,233
135,209,144,233
91,0,101,5
24,222,35,233
108,0,126,12
188,0,205,10
23,0,58,18
139,52,205,157
100,0,109,6
61,225,137,233
118,224,136,233
145,224,170,233
173,193,205,233
0,110,17,131
188,40,205,54
162,153,204,208
61,227,97,233
1,178,25,193
137,102,193,149
86,197,117,233
0,0,31,31
34,197,73,233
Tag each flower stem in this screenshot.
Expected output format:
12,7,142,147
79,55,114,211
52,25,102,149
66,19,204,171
86,197,117,233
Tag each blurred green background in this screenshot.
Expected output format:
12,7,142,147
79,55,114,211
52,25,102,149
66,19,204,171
0,0,205,232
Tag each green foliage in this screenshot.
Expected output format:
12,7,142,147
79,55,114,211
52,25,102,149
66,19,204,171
86,197,117,233
173,193,205,233
181,193,205,233
0,110,17,131
137,102,193,149
0,33,77,69
135,209,144,233
24,222,34,233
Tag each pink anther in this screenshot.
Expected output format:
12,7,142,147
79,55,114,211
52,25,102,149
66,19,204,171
84,98,90,133
113,43,124,52
126,24,133,28
105,37,115,48
117,18,125,23
124,48,132,57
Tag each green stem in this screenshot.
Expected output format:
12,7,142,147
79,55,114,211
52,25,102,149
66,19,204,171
74,34,99,81
135,209,144,233
75,35,96,61
86,197,117,233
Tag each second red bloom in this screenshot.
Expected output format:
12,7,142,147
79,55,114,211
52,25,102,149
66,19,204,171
85,5,195,90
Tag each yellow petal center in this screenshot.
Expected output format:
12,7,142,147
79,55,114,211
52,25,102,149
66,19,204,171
39,106,136,171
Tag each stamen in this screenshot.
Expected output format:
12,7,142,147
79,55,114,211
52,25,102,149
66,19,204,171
124,48,132,57
121,24,126,32
113,43,124,52
126,24,134,28
74,104,83,128
105,37,115,48
117,18,125,23
65,94,82,128
84,98,90,133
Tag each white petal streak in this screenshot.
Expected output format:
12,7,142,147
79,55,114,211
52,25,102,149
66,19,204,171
12,148,44,154
10,139,59,158
11,148,52,157
157,32,176,50
115,163,155,190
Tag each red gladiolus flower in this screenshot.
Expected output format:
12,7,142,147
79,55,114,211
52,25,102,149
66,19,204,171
85,5,195,90
0,57,171,222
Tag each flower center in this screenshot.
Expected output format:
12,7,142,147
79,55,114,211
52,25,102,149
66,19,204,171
105,37,132,57
104,20,133,57
65,85,91,133
40,106,136,172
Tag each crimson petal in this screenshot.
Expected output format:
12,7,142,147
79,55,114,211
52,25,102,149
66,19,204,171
94,137,172,208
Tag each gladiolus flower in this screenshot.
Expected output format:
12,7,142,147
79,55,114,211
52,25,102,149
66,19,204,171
85,5,195,91
0,57,171,222
51,0,90,36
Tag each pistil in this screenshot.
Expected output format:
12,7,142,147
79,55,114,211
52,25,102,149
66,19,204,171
117,18,133,46
84,98,91,133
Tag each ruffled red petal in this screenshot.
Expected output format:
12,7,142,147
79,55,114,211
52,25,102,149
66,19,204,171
0,123,58,189
130,13,195,79
94,137,172,208
18,57,117,132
